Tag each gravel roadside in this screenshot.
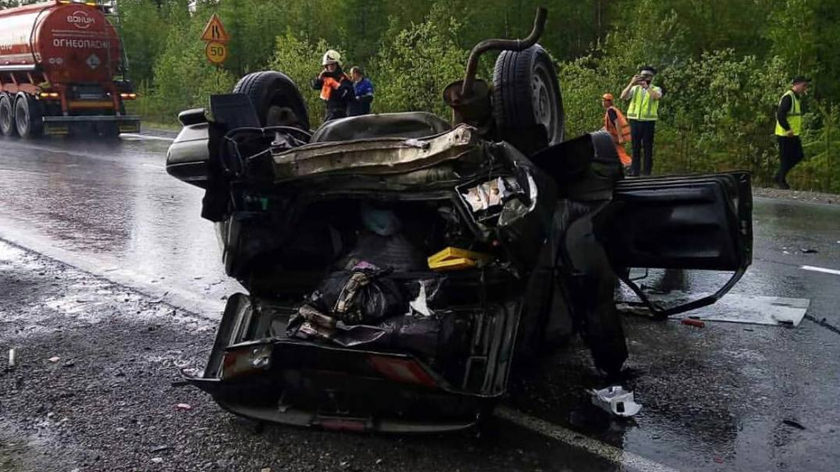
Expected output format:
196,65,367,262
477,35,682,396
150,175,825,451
753,186,839,205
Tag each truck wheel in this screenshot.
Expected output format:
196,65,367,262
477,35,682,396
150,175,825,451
14,95,44,138
232,71,310,131
0,94,16,137
97,122,121,139
493,44,564,155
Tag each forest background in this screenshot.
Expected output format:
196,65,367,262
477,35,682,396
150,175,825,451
3,0,839,191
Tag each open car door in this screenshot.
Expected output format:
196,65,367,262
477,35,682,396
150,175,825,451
595,172,753,318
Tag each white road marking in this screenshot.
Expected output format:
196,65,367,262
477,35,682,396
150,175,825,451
494,406,680,472
801,265,840,277
121,133,175,142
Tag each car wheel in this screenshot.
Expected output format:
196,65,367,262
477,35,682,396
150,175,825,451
493,44,564,155
14,94,44,138
233,71,310,131
0,94,16,137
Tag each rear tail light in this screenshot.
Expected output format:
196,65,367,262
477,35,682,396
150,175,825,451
119,93,138,100
318,416,368,432
38,92,60,99
368,355,439,388
221,344,272,379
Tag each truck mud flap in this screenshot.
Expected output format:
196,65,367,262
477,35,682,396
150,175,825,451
596,172,752,318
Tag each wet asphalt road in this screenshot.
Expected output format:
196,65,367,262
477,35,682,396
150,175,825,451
1,134,839,471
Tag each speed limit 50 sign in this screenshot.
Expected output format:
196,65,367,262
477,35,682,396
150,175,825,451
205,41,228,65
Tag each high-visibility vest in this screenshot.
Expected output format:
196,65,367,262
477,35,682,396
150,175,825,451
626,85,661,121
604,106,631,144
775,90,802,137
320,74,349,101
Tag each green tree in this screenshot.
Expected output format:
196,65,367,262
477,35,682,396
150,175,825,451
147,9,236,122
117,0,171,85
373,4,468,118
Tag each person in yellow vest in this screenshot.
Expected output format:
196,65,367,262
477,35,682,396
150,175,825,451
601,93,632,170
311,50,354,122
774,76,810,189
620,66,663,176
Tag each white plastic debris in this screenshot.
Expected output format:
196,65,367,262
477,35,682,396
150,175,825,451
48,356,60,363
8,349,15,368
590,386,642,417
461,177,521,212
409,282,432,317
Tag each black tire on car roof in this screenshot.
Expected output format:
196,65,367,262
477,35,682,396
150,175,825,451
493,44,565,155
233,71,311,132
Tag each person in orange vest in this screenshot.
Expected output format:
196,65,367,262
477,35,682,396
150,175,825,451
311,50,354,122
602,93,632,170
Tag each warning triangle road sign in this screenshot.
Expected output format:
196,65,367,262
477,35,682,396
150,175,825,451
201,14,230,43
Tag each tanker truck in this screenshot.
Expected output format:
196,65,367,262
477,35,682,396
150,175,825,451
0,0,140,138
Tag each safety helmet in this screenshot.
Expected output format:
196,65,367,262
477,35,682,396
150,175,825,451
322,50,341,66
602,93,614,101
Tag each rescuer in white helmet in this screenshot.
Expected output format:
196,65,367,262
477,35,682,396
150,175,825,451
312,49,354,121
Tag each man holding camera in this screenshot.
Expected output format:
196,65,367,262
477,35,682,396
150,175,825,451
620,66,663,176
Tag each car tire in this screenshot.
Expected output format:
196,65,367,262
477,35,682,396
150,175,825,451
233,71,310,131
493,44,564,155
0,94,16,137
14,94,44,138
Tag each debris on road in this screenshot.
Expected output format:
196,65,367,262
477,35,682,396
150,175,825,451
680,318,706,328
8,348,15,368
175,403,192,410
150,445,172,453
590,386,642,417
48,356,60,363
624,292,811,327
783,419,807,430
800,248,819,254
151,457,164,464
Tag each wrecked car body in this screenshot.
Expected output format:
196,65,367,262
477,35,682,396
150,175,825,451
165,8,752,433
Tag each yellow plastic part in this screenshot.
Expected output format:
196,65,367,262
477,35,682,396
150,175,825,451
428,257,477,271
427,247,492,266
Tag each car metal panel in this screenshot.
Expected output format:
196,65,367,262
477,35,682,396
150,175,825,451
270,124,479,181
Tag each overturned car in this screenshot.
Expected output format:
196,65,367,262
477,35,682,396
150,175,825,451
165,9,752,433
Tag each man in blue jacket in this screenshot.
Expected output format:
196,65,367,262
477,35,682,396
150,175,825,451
348,66,375,116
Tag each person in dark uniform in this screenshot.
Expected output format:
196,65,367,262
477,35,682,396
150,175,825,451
774,76,810,189
348,66,375,117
